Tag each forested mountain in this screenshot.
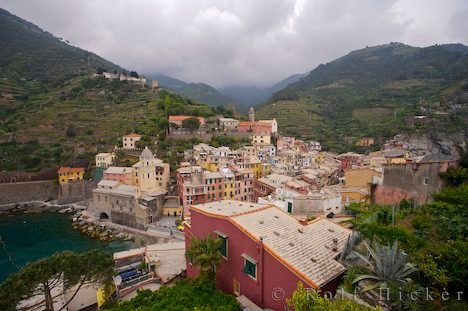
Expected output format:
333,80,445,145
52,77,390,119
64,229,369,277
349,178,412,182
257,43,468,152
0,8,122,101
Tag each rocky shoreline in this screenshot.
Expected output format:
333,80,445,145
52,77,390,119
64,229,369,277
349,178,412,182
0,201,142,245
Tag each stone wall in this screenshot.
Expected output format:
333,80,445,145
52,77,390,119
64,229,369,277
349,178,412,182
373,161,457,205
0,180,94,205
0,180,58,205
168,132,252,142
57,181,94,204
111,210,141,229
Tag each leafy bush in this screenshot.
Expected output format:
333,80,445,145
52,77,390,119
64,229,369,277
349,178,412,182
105,279,238,310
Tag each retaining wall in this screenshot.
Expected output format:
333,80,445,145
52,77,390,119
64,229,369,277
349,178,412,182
0,180,93,205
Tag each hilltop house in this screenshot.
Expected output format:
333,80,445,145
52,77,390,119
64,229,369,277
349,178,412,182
185,200,351,310
122,133,142,150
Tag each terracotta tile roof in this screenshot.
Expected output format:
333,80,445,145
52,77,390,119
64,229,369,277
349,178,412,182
231,207,350,287
190,201,351,287
191,200,351,287
124,133,142,138
58,167,85,174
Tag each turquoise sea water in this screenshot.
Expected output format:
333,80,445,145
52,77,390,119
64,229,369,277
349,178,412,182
0,212,136,282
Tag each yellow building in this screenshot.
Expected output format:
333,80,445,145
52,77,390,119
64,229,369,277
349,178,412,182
252,134,271,145
163,196,183,217
384,150,409,164
223,174,235,198
344,167,382,188
58,167,85,184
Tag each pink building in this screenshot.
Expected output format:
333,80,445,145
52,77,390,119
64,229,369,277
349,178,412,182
185,200,351,310
337,152,364,170
103,167,134,185
177,166,255,216
230,166,254,202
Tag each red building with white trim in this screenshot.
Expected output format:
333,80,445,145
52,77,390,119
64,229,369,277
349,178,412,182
184,200,351,310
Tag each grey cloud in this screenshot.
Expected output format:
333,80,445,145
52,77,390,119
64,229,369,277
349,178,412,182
1,0,467,87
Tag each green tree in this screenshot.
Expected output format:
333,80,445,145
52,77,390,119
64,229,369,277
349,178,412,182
164,95,172,116
186,235,222,281
0,250,115,311
287,282,378,311
352,239,417,292
182,117,201,132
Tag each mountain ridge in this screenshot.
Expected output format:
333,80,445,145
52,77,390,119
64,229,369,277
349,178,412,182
148,73,235,108
257,42,468,152
218,72,308,109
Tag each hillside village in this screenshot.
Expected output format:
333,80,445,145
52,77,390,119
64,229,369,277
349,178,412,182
0,5,467,311
1,77,465,310
24,105,456,310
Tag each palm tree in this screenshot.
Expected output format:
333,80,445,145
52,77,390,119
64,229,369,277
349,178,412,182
186,235,222,280
352,239,417,292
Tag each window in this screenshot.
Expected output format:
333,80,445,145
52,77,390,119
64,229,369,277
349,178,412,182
242,254,257,279
287,202,293,213
215,231,228,258
423,177,429,185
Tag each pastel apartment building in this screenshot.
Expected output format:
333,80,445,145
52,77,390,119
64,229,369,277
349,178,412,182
122,133,142,150
103,167,134,185
185,200,351,310
337,152,364,170
177,165,255,214
57,167,85,184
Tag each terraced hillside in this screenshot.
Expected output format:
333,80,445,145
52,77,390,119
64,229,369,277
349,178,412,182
0,9,214,172
257,43,468,152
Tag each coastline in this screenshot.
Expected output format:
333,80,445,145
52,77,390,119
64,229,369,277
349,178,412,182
0,200,170,247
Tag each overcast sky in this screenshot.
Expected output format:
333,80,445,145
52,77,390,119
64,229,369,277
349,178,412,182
1,0,467,88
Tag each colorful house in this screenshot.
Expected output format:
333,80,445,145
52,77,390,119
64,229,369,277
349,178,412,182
185,200,351,310
57,167,85,184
